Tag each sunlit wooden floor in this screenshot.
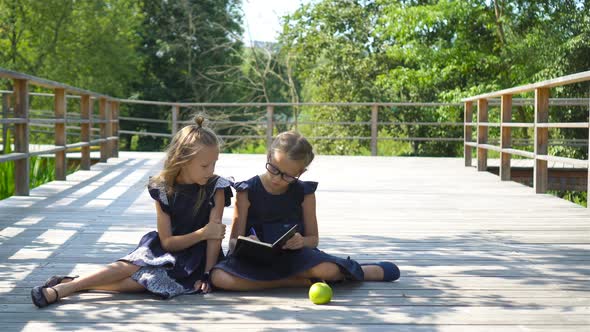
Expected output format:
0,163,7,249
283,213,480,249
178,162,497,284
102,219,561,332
1,152,589,331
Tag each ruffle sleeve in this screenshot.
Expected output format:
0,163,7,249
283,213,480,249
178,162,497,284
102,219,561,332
232,179,252,192
302,181,318,195
294,180,318,205
147,182,172,215
209,176,233,207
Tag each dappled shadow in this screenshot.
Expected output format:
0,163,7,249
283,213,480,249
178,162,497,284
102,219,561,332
0,154,589,330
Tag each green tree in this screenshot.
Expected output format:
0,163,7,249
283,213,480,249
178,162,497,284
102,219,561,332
0,0,143,95
126,0,244,151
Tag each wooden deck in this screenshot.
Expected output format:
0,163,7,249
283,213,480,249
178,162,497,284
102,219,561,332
0,152,589,331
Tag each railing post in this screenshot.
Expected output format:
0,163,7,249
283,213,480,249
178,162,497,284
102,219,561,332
2,93,9,151
500,94,512,181
106,100,113,158
371,104,378,156
477,98,488,171
534,88,549,193
172,105,179,136
54,88,66,180
112,101,119,157
99,97,108,162
80,95,92,170
464,101,473,167
14,79,29,196
266,105,274,150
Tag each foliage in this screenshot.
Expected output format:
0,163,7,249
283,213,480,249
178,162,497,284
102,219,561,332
124,0,245,151
279,0,590,157
0,0,143,95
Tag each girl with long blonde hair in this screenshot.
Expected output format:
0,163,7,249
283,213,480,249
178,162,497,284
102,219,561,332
31,115,232,307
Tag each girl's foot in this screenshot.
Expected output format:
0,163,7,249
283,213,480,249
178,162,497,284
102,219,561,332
31,286,59,308
361,262,400,281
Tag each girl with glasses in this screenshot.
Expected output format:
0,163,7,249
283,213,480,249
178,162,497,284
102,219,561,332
211,131,400,290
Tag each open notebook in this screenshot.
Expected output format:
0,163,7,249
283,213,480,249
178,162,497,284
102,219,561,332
232,224,299,265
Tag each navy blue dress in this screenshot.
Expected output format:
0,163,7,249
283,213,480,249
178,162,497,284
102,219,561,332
212,175,364,281
119,176,232,299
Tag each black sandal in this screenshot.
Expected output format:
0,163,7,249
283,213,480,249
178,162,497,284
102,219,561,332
31,286,59,308
43,275,79,288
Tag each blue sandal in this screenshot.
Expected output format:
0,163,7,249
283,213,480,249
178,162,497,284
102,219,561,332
361,262,400,281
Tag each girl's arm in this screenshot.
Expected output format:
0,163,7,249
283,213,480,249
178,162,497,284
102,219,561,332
203,189,226,273
156,202,225,253
228,191,251,252
283,193,319,249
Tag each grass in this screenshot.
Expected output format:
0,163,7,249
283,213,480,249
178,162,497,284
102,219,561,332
0,138,80,200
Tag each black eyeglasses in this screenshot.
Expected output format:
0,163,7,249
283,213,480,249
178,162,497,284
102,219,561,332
265,162,299,183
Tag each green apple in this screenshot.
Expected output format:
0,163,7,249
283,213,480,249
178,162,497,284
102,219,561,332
308,282,332,305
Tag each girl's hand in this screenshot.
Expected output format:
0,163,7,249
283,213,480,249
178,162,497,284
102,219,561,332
194,273,212,294
248,234,260,241
200,222,226,240
282,232,304,250
199,280,212,293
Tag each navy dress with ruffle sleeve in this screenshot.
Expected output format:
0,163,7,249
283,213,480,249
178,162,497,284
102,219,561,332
212,175,364,281
119,176,232,299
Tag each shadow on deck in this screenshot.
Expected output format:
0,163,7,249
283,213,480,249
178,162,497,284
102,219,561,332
0,152,588,331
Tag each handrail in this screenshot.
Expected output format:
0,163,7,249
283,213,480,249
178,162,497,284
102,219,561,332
0,67,119,196
463,71,590,101
2,67,588,207
462,71,590,207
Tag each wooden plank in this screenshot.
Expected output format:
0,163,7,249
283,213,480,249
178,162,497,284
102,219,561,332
99,98,108,162
0,304,588,324
534,88,549,193
171,105,179,136
80,94,92,170
500,94,512,181
536,155,588,168
1,93,8,149
536,122,589,128
0,323,587,332
502,122,535,128
503,148,535,159
266,105,274,150
112,101,119,158
106,100,114,158
463,70,590,101
0,152,27,162
477,144,502,152
477,122,501,127
54,88,66,180
371,104,378,156
477,99,488,171
1,154,589,330
13,79,29,196
464,101,473,166
0,67,109,98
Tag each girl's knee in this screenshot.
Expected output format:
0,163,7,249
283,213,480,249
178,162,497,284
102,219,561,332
210,269,235,290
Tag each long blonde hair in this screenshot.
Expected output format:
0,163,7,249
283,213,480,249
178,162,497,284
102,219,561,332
150,115,221,213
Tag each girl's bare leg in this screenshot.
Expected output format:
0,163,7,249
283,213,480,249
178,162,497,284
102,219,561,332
361,265,385,281
211,262,388,291
42,261,143,301
210,269,310,291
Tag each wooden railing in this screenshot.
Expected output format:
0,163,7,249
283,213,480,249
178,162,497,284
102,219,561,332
2,67,588,204
463,71,590,207
115,99,465,155
0,68,119,196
